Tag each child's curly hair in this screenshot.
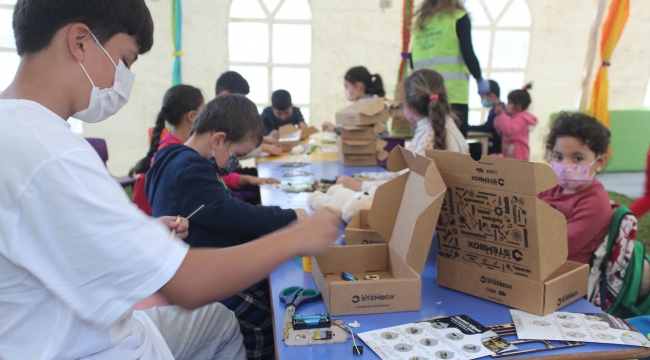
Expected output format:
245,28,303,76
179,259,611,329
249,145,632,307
545,112,610,159
507,83,533,110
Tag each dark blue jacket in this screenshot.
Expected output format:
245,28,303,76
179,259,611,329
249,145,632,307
146,144,297,248
261,106,305,135
468,102,503,155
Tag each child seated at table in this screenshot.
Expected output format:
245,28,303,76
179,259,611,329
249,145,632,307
494,83,537,160
261,89,306,137
337,68,468,192
129,85,278,214
468,79,502,155
146,94,307,359
538,112,611,264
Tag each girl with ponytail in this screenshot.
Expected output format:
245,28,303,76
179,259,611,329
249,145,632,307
131,85,204,214
402,68,468,155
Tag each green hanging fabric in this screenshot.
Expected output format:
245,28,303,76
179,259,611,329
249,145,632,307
171,0,183,86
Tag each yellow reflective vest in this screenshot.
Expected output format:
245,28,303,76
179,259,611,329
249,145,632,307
412,9,470,105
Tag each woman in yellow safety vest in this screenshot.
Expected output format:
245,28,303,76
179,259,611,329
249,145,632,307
411,0,489,138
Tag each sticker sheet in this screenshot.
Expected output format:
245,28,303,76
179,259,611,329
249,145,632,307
358,315,516,360
511,310,650,347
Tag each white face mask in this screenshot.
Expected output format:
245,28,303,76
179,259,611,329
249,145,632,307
72,33,135,123
344,89,355,102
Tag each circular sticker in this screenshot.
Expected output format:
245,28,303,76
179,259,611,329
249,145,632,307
431,322,449,329
381,332,399,340
566,332,586,339
532,320,551,327
556,314,575,320
435,350,455,359
621,332,650,346
596,333,616,340
406,327,424,335
590,324,609,330
394,343,413,352
561,322,580,329
420,338,438,347
462,344,481,353
446,332,464,341
584,315,603,321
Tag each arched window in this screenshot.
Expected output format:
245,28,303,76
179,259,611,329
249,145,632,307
228,0,312,123
0,0,83,133
463,0,531,125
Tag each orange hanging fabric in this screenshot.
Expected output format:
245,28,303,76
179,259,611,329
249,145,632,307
588,0,630,129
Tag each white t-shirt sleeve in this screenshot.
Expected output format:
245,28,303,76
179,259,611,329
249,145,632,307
11,149,189,329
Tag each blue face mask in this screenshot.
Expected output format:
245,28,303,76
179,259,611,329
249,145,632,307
481,98,494,108
211,146,239,176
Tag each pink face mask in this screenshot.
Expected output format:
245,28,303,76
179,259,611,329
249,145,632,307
550,156,600,190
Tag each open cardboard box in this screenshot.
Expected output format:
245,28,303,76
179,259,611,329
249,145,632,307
340,123,387,140
426,149,589,314
312,146,446,315
278,122,319,152
345,209,386,245
335,98,389,126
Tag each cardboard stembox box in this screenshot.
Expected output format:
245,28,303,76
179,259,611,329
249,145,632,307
312,147,446,315
335,98,389,126
344,209,386,245
426,149,589,315
278,122,319,152
339,123,386,140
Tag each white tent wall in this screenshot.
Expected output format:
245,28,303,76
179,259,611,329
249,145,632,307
79,0,650,175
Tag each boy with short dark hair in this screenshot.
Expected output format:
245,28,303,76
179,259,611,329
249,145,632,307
0,1,339,358
468,79,502,155
147,94,305,358
261,89,306,136
216,71,250,96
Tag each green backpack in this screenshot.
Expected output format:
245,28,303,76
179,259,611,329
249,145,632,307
588,205,650,317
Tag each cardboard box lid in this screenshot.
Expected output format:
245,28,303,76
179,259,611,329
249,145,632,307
426,150,568,281
368,146,447,275
278,122,319,141
336,97,386,117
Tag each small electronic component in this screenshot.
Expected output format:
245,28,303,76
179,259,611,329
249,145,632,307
292,313,331,330
353,345,363,355
341,272,358,281
364,275,379,280
312,331,332,340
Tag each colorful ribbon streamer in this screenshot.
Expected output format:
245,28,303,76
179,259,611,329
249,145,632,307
171,0,183,86
397,0,414,91
588,0,629,129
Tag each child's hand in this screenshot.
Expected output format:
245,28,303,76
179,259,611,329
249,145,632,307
288,209,342,256
252,177,281,186
336,175,363,191
158,216,189,240
268,130,280,140
263,136,281,147
294,208,309,220
322,121,336,132
261,143,283,156
494,103,506,116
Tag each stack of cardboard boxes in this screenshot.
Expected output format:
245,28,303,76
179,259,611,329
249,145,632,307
427,149,589,316
335,98,389,166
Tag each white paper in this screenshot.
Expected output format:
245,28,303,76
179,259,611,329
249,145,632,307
358,315,515,360
287,192,311,203
511,310,650,347
320,146,338,153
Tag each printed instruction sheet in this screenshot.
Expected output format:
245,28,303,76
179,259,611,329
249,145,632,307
358,315,516,359
511,310,650,347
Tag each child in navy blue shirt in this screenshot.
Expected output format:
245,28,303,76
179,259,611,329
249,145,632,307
147,94,306,359
468,79,502,155
261,89,305,136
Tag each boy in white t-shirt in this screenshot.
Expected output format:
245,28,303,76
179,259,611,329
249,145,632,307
0,1,340,359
